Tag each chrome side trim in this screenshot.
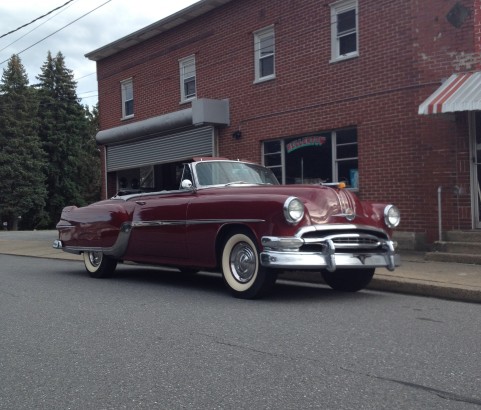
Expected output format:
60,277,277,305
131,218,265,228
133,221,186,227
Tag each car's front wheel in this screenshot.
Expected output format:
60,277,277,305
221,231,277,299
321,268,375,292
83,251,117,278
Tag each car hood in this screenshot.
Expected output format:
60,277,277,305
202,184,377,226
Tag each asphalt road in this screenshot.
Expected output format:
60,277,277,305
1,255,480,410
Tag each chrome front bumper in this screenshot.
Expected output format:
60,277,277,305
260,230,399,272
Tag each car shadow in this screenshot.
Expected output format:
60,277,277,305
65,262,386,302
114,264,228,295
270,280,385,302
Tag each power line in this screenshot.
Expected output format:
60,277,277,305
0,0,79,55
0,0,112,65
0,0,75,40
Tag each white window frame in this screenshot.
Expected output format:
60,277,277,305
179,56,196,103
121,78,134,119
254,26,275,83
330,0,359,62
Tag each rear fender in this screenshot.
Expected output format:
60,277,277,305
56,201,135,249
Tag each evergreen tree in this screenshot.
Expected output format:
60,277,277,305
36,51,98,225
0,55,47,230
80,104,101,204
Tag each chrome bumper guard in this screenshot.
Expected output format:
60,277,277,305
260,233,399,272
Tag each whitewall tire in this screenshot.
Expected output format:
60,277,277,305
83,251,117,278
221,231,276,299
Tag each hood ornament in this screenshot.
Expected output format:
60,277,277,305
344,208,356,221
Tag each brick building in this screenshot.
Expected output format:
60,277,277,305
86,0,481,250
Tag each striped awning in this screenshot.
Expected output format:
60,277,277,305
418,72,481,115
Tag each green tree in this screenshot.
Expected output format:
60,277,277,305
0,55,47,230
36,51,98,225
80,104,101,204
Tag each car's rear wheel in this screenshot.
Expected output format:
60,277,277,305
321,268,375,292
83,251,117,278
221,231,277,299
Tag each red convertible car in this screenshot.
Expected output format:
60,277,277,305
54,158,400,298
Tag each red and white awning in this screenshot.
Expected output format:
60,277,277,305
418,72,481,115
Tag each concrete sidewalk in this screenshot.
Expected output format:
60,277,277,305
1,230,480,303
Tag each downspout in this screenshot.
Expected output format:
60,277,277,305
438,186,442,242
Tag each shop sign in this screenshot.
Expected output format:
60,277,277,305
286,136,326,153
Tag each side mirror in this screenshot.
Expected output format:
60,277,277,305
181,179,193,189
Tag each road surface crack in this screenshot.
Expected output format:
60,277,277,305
341,366,481,406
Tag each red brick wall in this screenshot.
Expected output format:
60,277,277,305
95,0,476,243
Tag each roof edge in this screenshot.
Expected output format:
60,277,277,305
85,0,233,62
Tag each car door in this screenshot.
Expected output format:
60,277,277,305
127,191,192,263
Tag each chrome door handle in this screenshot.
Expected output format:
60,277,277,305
135,201,146,205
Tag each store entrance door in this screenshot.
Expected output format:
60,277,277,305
473,112,481,228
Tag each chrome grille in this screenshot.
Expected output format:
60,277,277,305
332,236,380,247
302,232,383,250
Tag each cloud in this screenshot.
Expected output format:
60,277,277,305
0,0,199,105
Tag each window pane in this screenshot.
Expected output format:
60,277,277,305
264,153,281,167
260,34,274,56
125,99,134,116
270,166,283,183
336,129,357,144
183,62,195,76
337,143,358,159
260,55,274,77
339,32,357,55
337,9,356,34
264,140,281,154
124,84,133,100
184,78,196,98
337,159,358,188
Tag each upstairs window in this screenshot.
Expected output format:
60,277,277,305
254,26,275,83
121,78,134,119
330,0,358,61
179,56,196,102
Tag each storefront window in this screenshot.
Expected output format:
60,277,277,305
263,128,358,188
285,133,332,184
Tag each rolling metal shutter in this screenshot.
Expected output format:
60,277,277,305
106,126,214,172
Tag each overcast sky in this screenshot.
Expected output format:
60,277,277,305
0,0,199,106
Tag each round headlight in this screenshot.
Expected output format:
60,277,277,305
384,205,400,228
284,197,304,224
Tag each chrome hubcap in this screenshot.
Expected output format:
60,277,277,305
230,242,256,283
88,251,102,268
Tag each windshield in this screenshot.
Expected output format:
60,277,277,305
194,161,279,187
